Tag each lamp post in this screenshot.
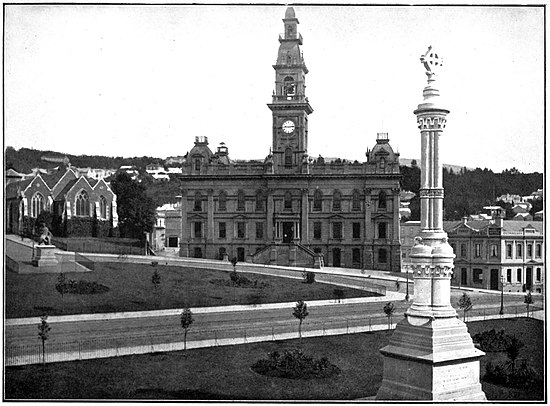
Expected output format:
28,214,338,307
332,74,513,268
405,268,410,301
499,275,505,315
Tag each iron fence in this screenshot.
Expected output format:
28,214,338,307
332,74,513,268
5,305,542,367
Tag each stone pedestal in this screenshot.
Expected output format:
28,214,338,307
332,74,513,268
377,316,486,401
32,245,59,267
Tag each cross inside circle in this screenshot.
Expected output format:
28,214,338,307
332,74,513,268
421,46,442,75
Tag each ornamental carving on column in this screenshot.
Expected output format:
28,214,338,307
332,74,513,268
417,116,447,130
419,189,444,198
410,264,454,277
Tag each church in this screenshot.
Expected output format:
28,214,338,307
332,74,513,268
178,7,401,271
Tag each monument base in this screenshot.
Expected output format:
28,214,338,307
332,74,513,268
32,245,59,267
376,315,486,401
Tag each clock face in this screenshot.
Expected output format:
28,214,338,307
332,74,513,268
282,120,295,134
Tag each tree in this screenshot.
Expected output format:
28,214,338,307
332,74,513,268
505,335,524,374
383,302,395,330
292,300,309,345
524,291,534,317
151,268,161,304
457,293,473,321
37,315,51,366
333,288,345,303
55,273,69,313
110,172,156,240
180,308,194,351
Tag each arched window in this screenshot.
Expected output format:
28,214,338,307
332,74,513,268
352,189,361,211
378,190,387,210
194,158,201,171
284,191,293,210
285,148,293,166
237,190,245,211
31,193,44,218
332,190,342,211
313,189,322,211
194,191,202,211
219,191,227,211
75,190,90,217
284,76,295,96
99,195,108,219
255,190,265,212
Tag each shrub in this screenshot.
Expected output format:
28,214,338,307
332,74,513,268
302,271,316,284
484,359,541,389
63,279,110,295
251,348,340,379
472,329,512,352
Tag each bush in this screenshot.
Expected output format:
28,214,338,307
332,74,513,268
484,359,541,389
64,279,110,295
302,271,316,284
251,348,340,380
473,329,512,352
229,271,267,288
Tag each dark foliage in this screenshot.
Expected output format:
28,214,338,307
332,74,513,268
63,279,110,295
111,172,156,239
303,271,316,284
252,349,340,379
333,288,345,302
473,329,513,352
484,359,541,389
228,271,268,288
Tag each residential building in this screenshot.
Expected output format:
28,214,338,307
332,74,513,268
446,218,544,293
177,7,402,270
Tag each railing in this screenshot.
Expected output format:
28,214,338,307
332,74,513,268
6,305,541,367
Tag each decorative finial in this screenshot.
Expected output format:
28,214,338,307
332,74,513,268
420,46,443,80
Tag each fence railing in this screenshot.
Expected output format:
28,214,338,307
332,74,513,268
6,305,542,367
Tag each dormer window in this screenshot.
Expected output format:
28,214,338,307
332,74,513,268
194,158,201,171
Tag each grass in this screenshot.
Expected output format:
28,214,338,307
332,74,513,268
4,318,543,400
6,262,377,318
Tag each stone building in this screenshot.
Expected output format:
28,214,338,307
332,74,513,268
177,7,401,271
446,218,544,293
5,167,118,237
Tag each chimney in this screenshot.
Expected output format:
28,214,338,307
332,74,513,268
462,216,468,225
495,216,504,228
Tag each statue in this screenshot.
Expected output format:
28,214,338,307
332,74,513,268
39,223,53,245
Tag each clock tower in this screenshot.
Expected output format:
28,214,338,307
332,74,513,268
267,7,313,173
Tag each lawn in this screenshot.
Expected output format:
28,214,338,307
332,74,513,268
4,318,544,400
5,262,377,318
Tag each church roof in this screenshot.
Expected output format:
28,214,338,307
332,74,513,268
285,7,296,19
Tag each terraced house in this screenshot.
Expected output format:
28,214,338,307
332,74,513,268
177,7,401,271
446,218,544,293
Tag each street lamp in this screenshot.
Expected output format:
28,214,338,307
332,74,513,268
499,275,505,315
405,267,410,302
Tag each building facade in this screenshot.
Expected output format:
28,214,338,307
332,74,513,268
446,218,544,293
6,167,118,238
177,7,401,271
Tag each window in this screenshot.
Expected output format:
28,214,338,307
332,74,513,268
219,222,226,239
473,268,483,283
194,247,202,258
506,269,512,283
516,268,522,282
536,268,541,282
194,222,202,238
194,191,202,211
256,222,264,239
284,191,292,210
284,148,293,166
332,190,341,211
527,244,533,258
194,158,201,171
168,236,178,248
378,223,387,239
352,189,361,211
333,222,342,239
284,76,295,96
353,223,361,239
490,244,498,257
237,247,245,262
313,189,322,211
31,193,44,218
474,243,481,258
313,222,322,239
378,191,387,210
506,243,512,258
255,191,265,212
517,244,523,258
219,191,227,211
461,268,467,285
378,248,387,263
218,247,226,260
460,244,467,257
99,195,108,219
237,222,246,239
237,190,245,211
536,244,542,258
75,190,90,217
352,248,361,264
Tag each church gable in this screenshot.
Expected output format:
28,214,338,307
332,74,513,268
50,168,78,198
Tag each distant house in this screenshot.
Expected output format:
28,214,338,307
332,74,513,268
146,163,164,173
534,210,543,221
118,165,139,180
165,156,186,166
513,212,533,221
496,193,522,205
76,167,116,181
5,167,118,238
149,203,181,252
512,202,532,214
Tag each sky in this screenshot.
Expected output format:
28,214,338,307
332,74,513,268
3,4,545,173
